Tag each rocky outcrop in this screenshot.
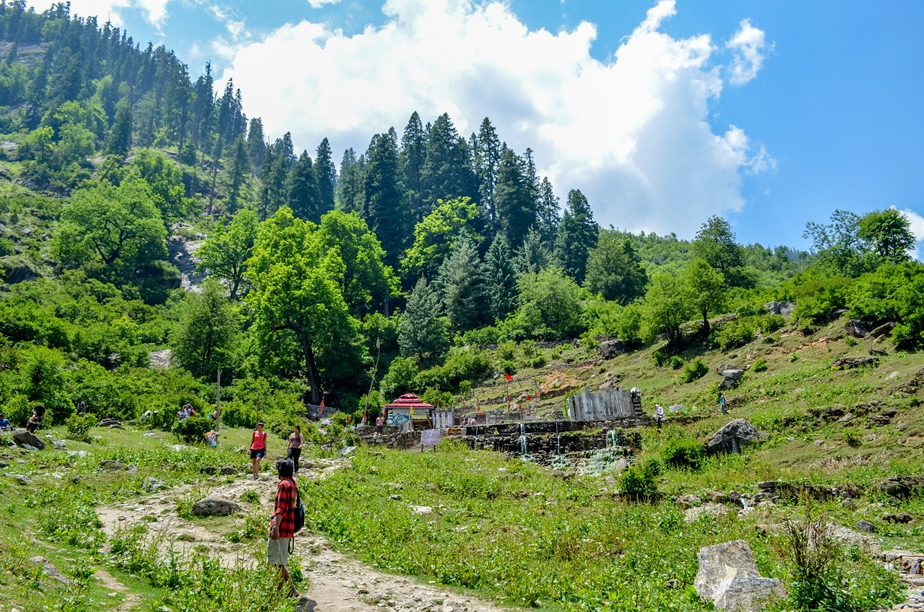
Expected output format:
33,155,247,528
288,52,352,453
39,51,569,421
845,319,877,338
716,365,744,390
869,321,896,339
831,356,878,369
706,419,767,455
599,339,627,359
12,429,46,450
193,496,241,516
0,256,41,284
694,540,786,611
764,301,795,317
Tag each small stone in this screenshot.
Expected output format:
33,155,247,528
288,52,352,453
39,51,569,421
841,498,857,510
13,474,33,485
814,439,825,446
142,477,166,492
855,520,876,533
389,494,402,501
412,506,433,515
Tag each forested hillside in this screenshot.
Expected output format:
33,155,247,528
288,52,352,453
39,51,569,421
0,1,921,434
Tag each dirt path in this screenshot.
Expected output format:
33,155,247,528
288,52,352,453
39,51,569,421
94,569,143,611
97,460,512,612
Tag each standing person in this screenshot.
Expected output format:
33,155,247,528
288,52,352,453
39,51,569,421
268,457,299,598
655,404,664,432
718,393,728,415
375,413,385,437
250,422,267,480
287,426,303,475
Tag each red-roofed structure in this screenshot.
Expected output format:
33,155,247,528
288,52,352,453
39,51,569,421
383,393,434,410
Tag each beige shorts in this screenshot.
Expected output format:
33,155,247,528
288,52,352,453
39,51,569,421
267,537,290,566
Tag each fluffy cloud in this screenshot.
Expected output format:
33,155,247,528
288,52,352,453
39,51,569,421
307,0,341,7
899,208,924,261
217,0,772,235
726,18,769,86
28,0,170,28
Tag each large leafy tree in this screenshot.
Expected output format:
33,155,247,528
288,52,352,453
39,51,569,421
554,189,598,283
54,178,167,275
684,259,726,335
512,267,585,340
692,215,750,286
127,149,195,229
400,196,481,281
858,208,915,265
171,279,239,379
317,210,398,317
197,208,259,300
247,207,360,405
584,233,648,304
643,273,694,351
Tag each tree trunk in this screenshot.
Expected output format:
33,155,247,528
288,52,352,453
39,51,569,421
702,311,710,337
300,335,323,405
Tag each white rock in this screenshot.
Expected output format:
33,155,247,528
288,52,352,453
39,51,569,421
694,540,786,611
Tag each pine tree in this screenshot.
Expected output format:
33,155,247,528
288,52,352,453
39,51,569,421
554,189,598,283
106,98,132,156
399,277,450,366
515,226,552,275
436,235,491,333
337,148,362,213
315,137,336,215
246,117,265,175
494,148,535,249
484,233,518,322
474,117,501,236
536,176,561,243
421,113,477,208
399,111,427,221
227,136,249,213
288,150,322,222
363,129,406,269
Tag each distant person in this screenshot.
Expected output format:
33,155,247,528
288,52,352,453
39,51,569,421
26,405,45,433
287,426,303,475
204,430,218,448
375,414,385,437
718,393,727,415
250,421,267,480
76,399,86,416
655,404,664,432
268,457,300,599
0,413,10,431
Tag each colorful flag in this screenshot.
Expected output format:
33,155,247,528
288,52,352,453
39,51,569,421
526,394,532,401
505,372,512,381
319,397,325,415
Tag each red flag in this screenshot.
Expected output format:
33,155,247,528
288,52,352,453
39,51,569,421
505,372,512,381
319,397,325,415
526,394,532,401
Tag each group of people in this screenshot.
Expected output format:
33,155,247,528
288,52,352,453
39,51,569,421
249,422,304,480
177,404,196,421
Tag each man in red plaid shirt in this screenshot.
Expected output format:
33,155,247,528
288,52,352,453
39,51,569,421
268,457,299,597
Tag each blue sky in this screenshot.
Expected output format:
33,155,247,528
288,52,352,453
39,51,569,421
28,0,924,252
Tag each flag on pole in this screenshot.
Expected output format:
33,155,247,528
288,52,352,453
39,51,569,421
505,372,512,381
527,394,532,401
319,397,325,415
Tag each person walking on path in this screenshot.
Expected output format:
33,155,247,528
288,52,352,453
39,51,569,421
718,393,728,415
287,425,303,475
250,421,267,480
375,413,385,437
268,457,300,598
655,404,664,432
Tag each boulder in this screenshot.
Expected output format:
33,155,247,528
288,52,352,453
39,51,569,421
869,321,895,339
12,474,33,485
0,257,41,284
97,460,124,471
599,339,627,359
855,520,876,533
200,466,218,475
831,356,878,370
764,301,796,317
29,556,72,585
694,540,786,611
716,365,744,390
12,430,46,450
193,496,241,516
676,494,702,509
219,466,237,475
142,477,166,492
845,319,876,338
707,420,767,455
685,503,730,523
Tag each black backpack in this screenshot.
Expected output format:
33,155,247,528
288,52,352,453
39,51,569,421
293,486,305,534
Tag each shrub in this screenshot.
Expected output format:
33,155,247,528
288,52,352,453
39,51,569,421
662,439,707,470
65,412,96,443
618,459,661,500
791,353,799,362
845,336,857,347
519,339,537,359
844,429,861,448
172,415,212,444
760,314,786,334
752,358,768,372
529,355,547,368
681,358,708,383
714,319,756,351
652,348,668,368
669,355,684,370
496,341,516,361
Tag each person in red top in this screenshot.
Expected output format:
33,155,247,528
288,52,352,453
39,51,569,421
268,457,299,597
250,421,267,480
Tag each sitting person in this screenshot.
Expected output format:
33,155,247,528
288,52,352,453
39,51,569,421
26,405,45,433
0,413,11,431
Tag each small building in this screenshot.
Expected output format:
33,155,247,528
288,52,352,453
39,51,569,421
384,394,435,431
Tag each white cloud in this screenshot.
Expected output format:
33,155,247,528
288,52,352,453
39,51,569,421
27,0,170,28
899,208,924,261
307,0,341,7
218,0,774,236
726,18,769,86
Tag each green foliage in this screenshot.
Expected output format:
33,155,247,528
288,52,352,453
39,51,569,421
196,208,259,300
643,273,694,350
785,269,852,329
380,356,420,399
126,149,196,227
584,300,644,346
437,234,491,332
170,279,239,379
662,439,707,470
554,189,598,283
753,358,768,372
761,314,786,334
399,276,450,366
691,216,750,287
496,340,516,361
172,415,213,444
401,197,481,280
507,266,585,340
584,233,648,303
618,459,661,500
848,262,924,349
714,319,757,351
669,355,684,370
65,412,96,443
681,358,709,383
685,258,727,333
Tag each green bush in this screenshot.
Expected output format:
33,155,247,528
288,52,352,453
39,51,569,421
65,412,96,443
752,358,768,372
760,314,785,334
496,340,516,361
618,460,661,500
844,429,861,448
529,355,547,368
652,348,668,368
172,415,212,444
681,358,708,383
519,339,537,359
668,355,684,370
661,439,706,470
714,319,756,351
